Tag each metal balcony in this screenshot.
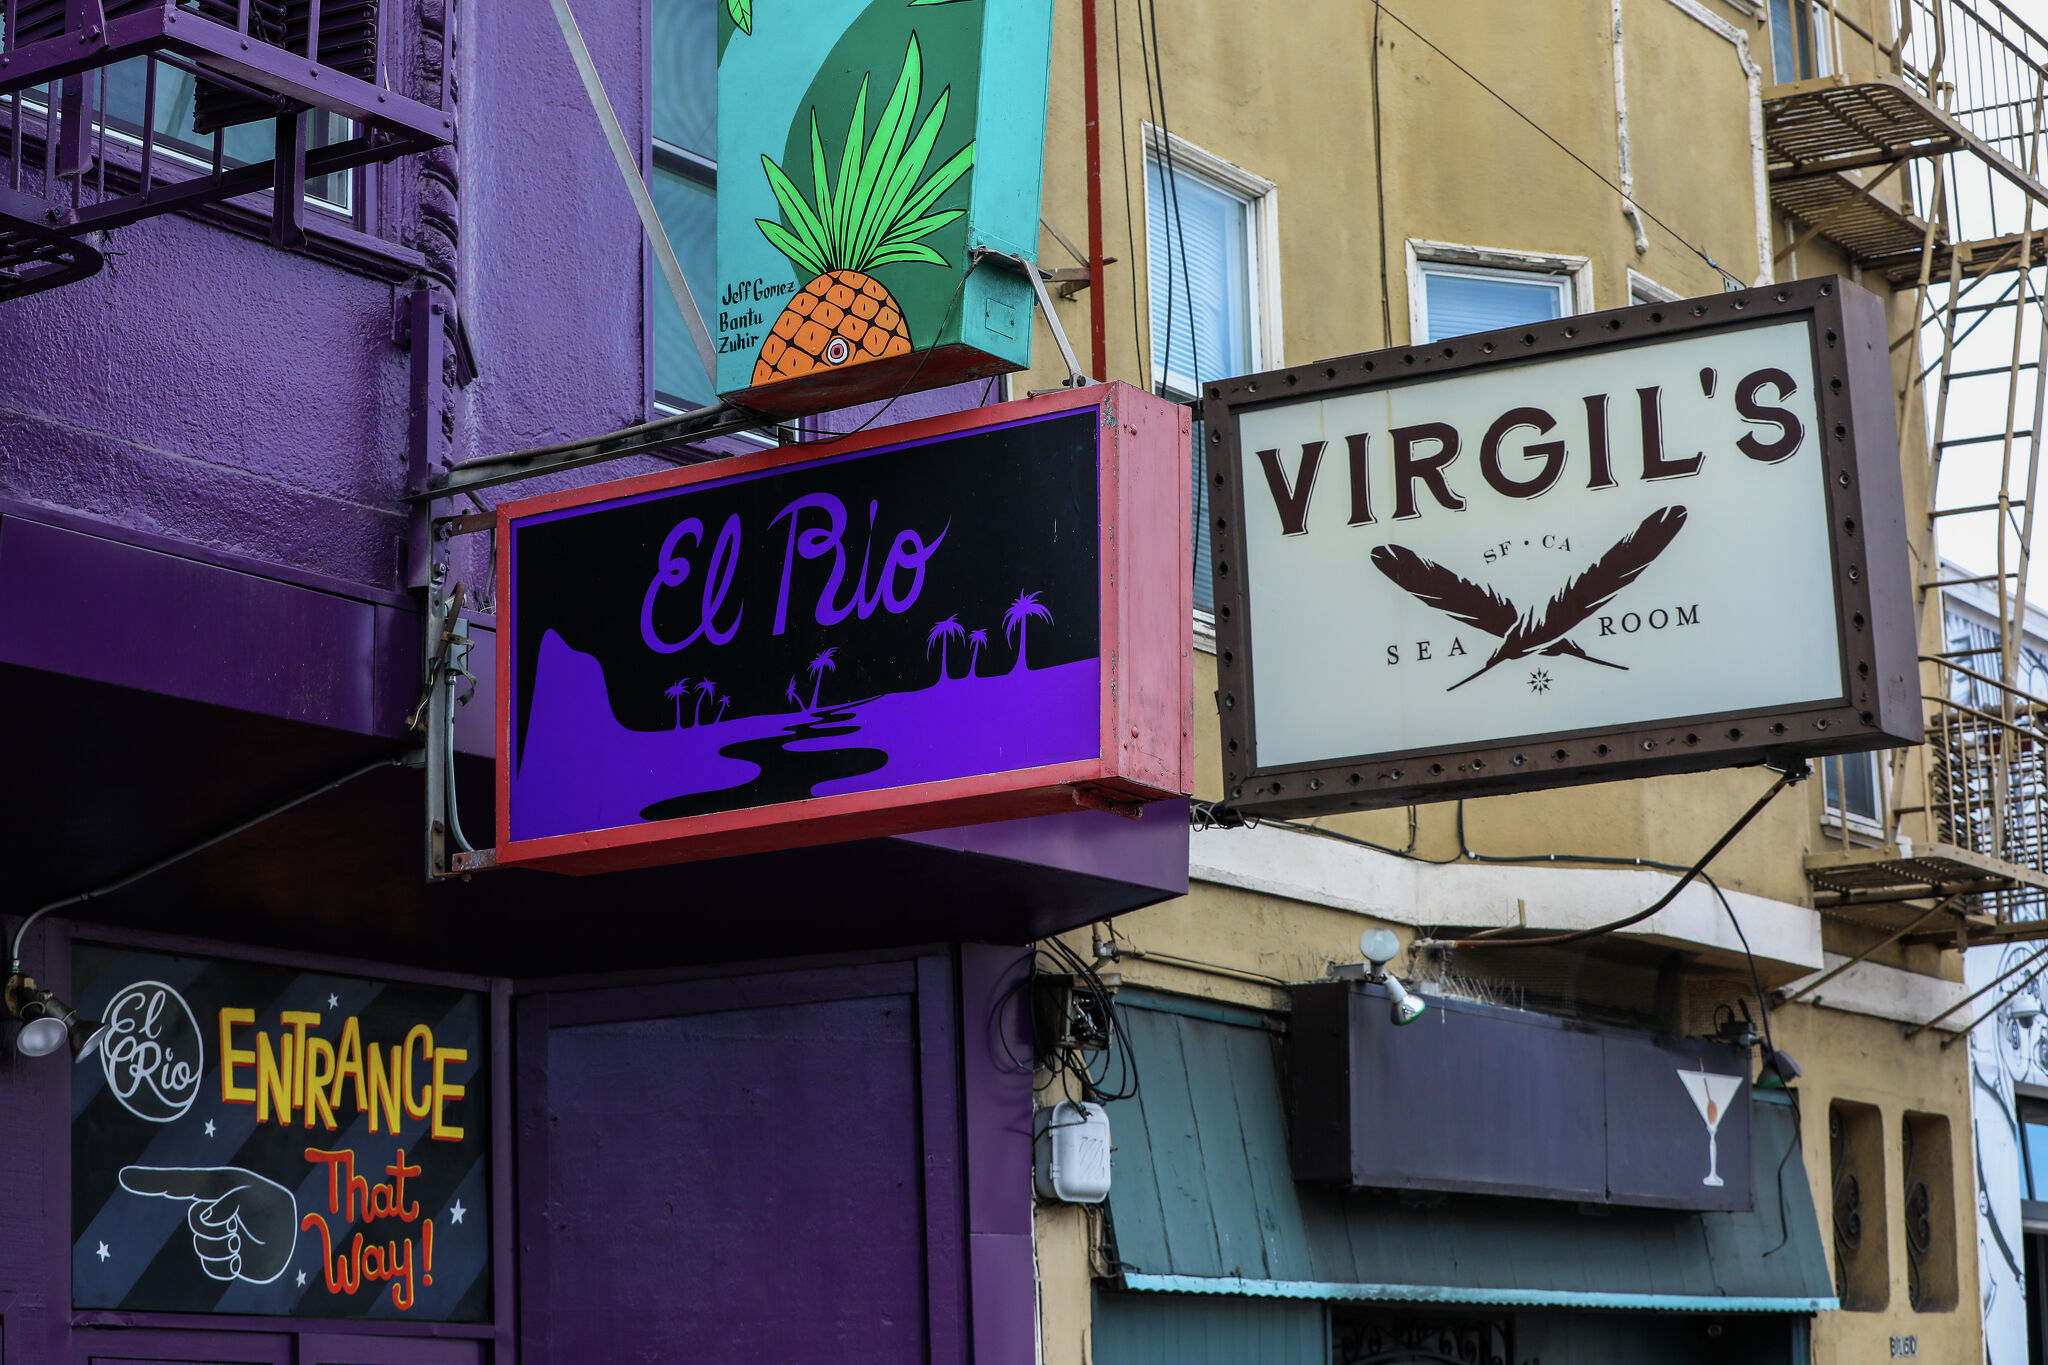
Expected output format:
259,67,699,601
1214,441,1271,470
0,0,454,299
1810,657,2048,941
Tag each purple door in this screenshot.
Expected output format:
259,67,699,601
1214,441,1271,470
515,956,966,1364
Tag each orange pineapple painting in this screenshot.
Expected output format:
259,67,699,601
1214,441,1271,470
751,34,975,387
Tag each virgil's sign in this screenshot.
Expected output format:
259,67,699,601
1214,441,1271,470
715,0,1054,417
1206,277,1921,814
496,384,1191,874
70,943,489,1320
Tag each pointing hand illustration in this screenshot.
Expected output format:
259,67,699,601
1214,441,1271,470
119,1165,298,1284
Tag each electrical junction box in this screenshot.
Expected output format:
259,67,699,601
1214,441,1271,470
1034,1101,1111,1203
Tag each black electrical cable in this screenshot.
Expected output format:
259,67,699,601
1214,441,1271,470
1369,3,1394,348
1109,0,1147,377
7,751,409,974
1445,769,1802,950
1375,3,1744,290
1041,934,1142,1104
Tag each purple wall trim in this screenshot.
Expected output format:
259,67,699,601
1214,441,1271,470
960,944,1035,1365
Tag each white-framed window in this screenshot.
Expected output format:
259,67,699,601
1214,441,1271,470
651,0,720,411
1629,270,1683,306
1767,0,1836,84
1144,127,1279,617
1406,241,1592,344
1143,127,1280,398
1821,750,1886,835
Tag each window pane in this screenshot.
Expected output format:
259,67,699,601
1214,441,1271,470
652,168,718,408
1421,267,1565,342
90,57,349,208
1822,752,1881,822
650,0,717,409
652,0,716,159
2027,1121,2048,1201
1147,154,1253,392
1769,0,1827,83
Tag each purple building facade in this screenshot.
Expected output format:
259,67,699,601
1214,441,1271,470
0,2,1186,1361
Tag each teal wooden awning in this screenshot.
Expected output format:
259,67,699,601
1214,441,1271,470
1102,991,1838,1314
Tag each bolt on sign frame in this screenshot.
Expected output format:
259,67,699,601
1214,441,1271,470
713,0,1055,418
1202,277,1923,818
493,382,1190,874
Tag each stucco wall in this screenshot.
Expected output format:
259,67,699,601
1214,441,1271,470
1024,1,1972,1362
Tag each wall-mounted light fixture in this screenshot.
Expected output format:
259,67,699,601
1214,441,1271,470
1359,928,1426,1027
3,973,105,1059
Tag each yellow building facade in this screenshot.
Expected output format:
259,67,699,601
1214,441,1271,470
1016,1,2048,1362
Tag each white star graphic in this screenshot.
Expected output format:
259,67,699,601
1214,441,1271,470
327,993,340,1009
296,1269,308,1288
448,1199,467,1225
95,1241,110,1262
204,1119,216,1137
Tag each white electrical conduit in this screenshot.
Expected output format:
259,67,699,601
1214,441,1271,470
1612,0,1652,257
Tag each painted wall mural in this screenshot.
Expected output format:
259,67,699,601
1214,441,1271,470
70,943,490,1321
1971,941,2042,1364
714,0,1055,415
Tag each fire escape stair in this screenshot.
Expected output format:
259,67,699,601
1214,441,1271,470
1804,841,2040,938
1762,72,2048,280
0,184,103,301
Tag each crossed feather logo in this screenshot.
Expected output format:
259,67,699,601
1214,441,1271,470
1370,505,1689,692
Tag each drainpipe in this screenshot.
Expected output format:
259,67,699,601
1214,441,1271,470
1081,0,1108,380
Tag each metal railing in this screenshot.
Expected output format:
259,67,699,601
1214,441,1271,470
0,0,455,291
1918,654,2048,923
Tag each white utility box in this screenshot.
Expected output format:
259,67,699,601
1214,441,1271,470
1033,1100,1112,1203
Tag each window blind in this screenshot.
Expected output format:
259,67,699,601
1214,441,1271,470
1420,267,1567,343
1147,155,1253,394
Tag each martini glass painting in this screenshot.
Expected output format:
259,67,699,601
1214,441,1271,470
1677,1069,1746,1187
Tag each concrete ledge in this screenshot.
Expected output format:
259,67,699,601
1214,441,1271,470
1191,821,1824,973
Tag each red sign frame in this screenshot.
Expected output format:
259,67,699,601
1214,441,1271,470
492,382,1192,874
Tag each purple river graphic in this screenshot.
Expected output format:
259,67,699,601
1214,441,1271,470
510,629,1100,844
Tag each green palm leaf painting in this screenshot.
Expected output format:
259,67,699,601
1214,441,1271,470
748,34,976,388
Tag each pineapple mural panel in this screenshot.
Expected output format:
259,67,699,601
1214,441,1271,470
715,0,1055,417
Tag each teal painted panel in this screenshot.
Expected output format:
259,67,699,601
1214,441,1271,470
713,0,1050,413
1700,1095,1836,1301
1118,1005,1225,1277
1178,1012,1272,1280
1106,997,1838,1307
1094,1289,1325,1365
1218,1021,1317,1282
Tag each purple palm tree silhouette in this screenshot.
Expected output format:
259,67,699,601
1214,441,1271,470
807,647,838,711
967,628,988,677
926,615,966,682
784,676,803,712
664,677,692,729
1002,592,1054,674
693,679,718,726
715,694,731,722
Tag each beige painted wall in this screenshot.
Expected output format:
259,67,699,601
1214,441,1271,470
1024,1,1976,1362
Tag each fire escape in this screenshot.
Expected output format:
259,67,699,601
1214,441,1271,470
0,0,453,300
1781,0,2048,943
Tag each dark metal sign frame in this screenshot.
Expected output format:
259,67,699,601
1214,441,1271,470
1202,276,1921,816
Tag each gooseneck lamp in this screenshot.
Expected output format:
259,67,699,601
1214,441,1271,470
6,903,107,1061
